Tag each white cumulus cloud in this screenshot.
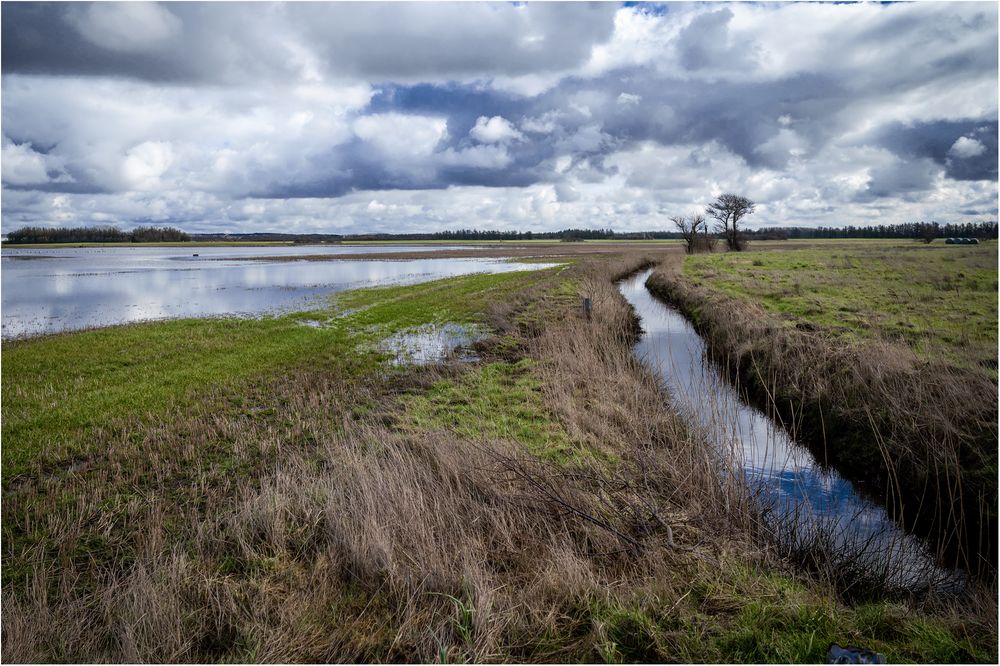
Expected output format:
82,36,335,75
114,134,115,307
121,141,174,191
469,116,524,144
71,2,182,53
2,141,53,186
949,136,987,159
354,113,448,157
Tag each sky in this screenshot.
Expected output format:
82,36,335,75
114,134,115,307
1,1,997,235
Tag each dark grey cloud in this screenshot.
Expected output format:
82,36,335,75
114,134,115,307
676,7,758,73
295,2,618,80
868,121,998,182
4,3,215,82
539,69,847,169
855,159,940,203
2,2,618,84
328,67,848,194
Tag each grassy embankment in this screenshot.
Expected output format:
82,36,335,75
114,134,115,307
2,253,995,662
647,243,998,577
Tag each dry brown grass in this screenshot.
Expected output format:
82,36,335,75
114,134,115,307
529,254,755,539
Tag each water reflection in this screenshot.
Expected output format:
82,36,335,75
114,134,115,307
618,269,963,592
1,247,550,338
1,244,473,263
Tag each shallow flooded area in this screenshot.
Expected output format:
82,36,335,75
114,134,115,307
379,323,484,366
619,269,964,593
0,246,548,339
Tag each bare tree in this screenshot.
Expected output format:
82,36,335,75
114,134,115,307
672,215,697,253
672,214,715,254
706,193,755,251
690,213,715,253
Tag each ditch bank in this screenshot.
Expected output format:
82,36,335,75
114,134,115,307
643,268,997,580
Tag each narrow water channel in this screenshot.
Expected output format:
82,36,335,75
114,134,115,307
619,269,964,593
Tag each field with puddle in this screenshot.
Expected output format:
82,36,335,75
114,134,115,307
1,242,996,663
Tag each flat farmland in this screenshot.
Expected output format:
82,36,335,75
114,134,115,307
684,243,997,374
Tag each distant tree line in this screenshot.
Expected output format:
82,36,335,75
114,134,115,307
199,229,677,242
5,225,191,244
7,221,996,245
356,228,619,241
750,221,998,240
413,221,998,242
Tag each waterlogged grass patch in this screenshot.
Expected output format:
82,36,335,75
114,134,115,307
400,360,603,465
377,322,484,366
295,316,337,329
685,244,997,371
333,268,557,332
2,268,556,479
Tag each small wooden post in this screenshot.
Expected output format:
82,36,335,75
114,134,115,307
582,296,592,321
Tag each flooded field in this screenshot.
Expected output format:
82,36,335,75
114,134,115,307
1,246,545,339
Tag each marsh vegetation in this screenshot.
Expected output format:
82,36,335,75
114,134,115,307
1,244,996,662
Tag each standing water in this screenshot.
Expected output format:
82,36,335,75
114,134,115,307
0,246,552,339
619,269,964,593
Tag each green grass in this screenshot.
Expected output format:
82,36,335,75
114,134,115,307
2,316,350,479
1,268,557,480
399,359,607,465
684,243,997,370
585,565,989,663
334,268,557,332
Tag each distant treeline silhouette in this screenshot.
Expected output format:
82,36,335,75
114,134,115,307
5,225,191,244
6,221,996,244
340,228,619,241
746,221,998,240
349,222,998,242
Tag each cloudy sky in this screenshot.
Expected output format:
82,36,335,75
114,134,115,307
2,1,997,234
